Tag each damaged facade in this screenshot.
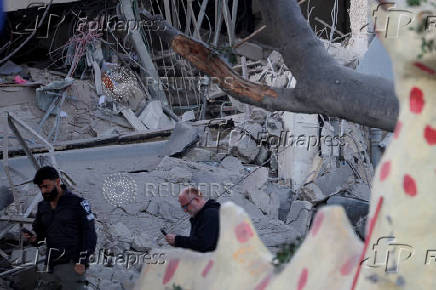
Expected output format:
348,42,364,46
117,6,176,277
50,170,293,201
0,0,387,289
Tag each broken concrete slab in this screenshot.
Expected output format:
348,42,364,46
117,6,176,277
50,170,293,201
285,201,313,237
181,110,196,122
343,181,371,202
229,131,260,162
278,112,319,191
138,100,175,130
132,233,153,252
299,183,326,203
220,156,244,174
242,167,269,195
121,108,147,131
242,121,263,140
235,42,265,61
112,222,134,244
160,122,199,157
266,183,294,221
182,148,215,162
314,164,354,196
326,196,369,226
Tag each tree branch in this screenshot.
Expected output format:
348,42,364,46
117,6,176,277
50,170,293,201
140,1,398,131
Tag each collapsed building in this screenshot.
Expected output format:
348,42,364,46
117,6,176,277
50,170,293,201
0,0,392,289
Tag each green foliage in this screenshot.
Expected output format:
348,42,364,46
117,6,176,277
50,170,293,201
407,0,426,6
172,284,184,290
418,37,435,59
272,237,303,270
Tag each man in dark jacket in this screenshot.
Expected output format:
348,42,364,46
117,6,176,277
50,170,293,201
23,166,97,290
165,187,220,253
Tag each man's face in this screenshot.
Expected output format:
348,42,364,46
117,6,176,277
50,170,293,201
179,193,200,217
39,179,59,202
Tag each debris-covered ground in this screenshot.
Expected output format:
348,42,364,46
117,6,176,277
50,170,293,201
0,0,392,289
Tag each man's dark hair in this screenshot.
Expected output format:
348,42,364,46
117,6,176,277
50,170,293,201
33,166,59,186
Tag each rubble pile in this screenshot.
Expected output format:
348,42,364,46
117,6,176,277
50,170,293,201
0,3,379,290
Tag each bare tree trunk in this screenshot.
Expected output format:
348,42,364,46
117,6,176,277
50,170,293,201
140,0,398,131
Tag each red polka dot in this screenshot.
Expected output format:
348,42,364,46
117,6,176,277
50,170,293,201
414,62,436,74
254,274,272,290
163,259,180,285
403,174,417,197
297,268,309,290
379,161,391,181
424,125,436,145
311,212,324,237
201,260,214,278
394,121,402,139
410,87,425,114
235,221,254,243
340,255,360,276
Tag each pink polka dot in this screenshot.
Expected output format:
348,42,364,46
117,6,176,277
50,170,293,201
424,125,436,145
311,212,324,237
297,268,309,290
201,260,214,278
340,255,360,276
410,87,425,114
379,161,391,182
162,259,180,285
394,121,402,139
414,62,436,74
254,274,272,290
403,174,417,197
235,221,254,243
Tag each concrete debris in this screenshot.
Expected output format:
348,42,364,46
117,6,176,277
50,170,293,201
266,113,283,137
0,61,22,76
299,183,326,203
235,42,265,61
220,156,244,174
10,247,40,265
229,131,260,162
182,147,215,162
35,78,73,113
161,122,199,157
342,181,371,202
313,162,354,196
326,196,369,226
278,112,319,190
254,146,269,165
121,108,147,131
241,121,263,140
132,233,153,252
181,110,196,122
138,100,175,130
266,183,295,221
112,222,134,244
0,186,14,211
285,201,313,237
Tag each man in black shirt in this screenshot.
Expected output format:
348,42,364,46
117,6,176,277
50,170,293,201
165,187,220,253
23,166,97,290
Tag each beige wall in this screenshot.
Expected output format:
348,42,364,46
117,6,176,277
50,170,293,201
5,0,79,12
